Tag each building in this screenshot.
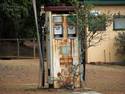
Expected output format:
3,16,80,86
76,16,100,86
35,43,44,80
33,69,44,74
86,0,125,64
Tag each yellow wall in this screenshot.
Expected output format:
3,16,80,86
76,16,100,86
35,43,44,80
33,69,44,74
88,6,125,63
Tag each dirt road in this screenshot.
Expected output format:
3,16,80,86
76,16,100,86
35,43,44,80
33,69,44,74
86,64,125,94
0,59,125,94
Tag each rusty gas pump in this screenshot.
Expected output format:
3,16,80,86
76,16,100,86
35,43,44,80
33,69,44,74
40,5,84,88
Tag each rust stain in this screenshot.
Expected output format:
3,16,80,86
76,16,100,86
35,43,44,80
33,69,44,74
70,39,72,56
51,15,80,88
63,38,68,43
63,16,67,38
60,56,73,65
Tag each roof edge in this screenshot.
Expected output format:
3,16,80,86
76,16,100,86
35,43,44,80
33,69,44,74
84,1,125,5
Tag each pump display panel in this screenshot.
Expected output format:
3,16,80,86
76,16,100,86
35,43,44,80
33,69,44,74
67,15,76,37
53,16,63,38
68,25,76,37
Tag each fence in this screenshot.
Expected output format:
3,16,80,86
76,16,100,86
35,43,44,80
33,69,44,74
0,38,39,59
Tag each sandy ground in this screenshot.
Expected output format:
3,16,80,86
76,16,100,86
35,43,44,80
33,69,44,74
0,59,125,94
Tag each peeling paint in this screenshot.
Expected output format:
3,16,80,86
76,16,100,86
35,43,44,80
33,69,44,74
46,13,81,88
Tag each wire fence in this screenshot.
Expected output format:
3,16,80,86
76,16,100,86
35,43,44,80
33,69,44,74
0,38,39,59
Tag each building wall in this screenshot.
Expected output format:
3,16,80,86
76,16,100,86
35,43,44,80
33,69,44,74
88,6,125,63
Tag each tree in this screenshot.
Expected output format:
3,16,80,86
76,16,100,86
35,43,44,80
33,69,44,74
0,0,35,38
68,0,112,81
115,32,125,61
114,31,125,65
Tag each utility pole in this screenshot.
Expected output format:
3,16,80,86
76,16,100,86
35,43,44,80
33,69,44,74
32,0,44,88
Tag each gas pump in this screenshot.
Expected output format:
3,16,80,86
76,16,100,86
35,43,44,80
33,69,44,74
42,6,83,88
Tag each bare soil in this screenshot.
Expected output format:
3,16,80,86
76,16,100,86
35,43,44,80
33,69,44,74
0,59,125,94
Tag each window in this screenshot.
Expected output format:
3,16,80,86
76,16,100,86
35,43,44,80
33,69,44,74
113,16,125,30
88,15,106,31
53,16,63,38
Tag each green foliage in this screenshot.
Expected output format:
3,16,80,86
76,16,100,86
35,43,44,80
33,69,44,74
88,15,106,32
67,15,76,25
70,0,112,48
0,0,31,19
115,32,125,55
0,0,35,38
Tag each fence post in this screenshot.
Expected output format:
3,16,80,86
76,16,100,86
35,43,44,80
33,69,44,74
33,38,36,59
109,51,111,62
104,49,106,63
17,38,20,58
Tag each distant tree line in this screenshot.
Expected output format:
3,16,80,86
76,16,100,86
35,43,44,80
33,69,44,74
0,0,70,38
0,0,44,39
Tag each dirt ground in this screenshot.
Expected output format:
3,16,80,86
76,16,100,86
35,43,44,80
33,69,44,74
0,59,125,94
